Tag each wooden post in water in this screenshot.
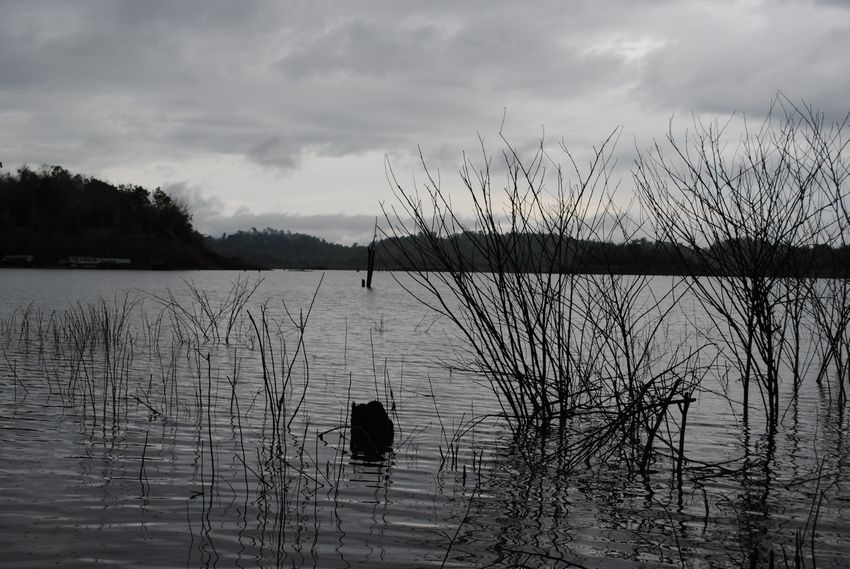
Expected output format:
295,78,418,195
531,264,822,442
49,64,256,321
366,242,375,288
365,218,377,289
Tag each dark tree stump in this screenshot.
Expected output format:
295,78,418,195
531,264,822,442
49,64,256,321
350,400,394,456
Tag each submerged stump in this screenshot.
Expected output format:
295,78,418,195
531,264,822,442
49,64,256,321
350,400,394,456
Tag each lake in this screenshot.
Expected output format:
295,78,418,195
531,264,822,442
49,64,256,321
0,269,847,568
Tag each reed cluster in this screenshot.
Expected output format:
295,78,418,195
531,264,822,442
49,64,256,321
636,98,850,430
382,130,709,478
0,276,392,567
383,99,849,475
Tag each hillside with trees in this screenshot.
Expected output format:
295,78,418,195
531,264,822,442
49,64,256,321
4,164,846,275
207,228,369,270
374,231,850,277
205,228,690,273
0,165,249,269
206,226,850,276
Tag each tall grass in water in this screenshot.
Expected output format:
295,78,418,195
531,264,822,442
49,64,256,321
0,294,139,427
382,129,705,476
0,277,268,428
0,270,845,566
383,101,849,567
0,276,357,566
247,275,321,450
636,97,850,431
178,276,363,567
146,274,263,346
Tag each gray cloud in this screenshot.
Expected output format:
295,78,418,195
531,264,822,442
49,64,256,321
161,181,225,221
1,0,847,230
246,135,301,170
633,2,850,121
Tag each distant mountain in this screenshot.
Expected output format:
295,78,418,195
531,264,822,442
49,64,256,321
207,228,368,270
206,226,850,277
0,165,252,269
6,164,844,276
206,228,689,274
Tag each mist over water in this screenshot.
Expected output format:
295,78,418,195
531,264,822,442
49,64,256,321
0,269,847,568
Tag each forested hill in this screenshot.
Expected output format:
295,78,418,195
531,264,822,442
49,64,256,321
0,165,249,269
6,164,846,275
206,229,691,273
207,229,369,270
209,228,850,277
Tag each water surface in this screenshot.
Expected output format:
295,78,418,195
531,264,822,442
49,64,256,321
0,269,847,568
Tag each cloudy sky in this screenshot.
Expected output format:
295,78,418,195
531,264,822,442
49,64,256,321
1,1,847,244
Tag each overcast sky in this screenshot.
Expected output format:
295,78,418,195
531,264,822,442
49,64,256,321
1,1,847,244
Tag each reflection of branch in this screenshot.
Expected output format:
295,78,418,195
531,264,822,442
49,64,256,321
440,452,482,569
494,548,590,569
138,429,150,497
801,457,840,567
131,393,159,417
1,345,28,393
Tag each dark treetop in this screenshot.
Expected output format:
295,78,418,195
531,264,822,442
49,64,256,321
0,165,251,269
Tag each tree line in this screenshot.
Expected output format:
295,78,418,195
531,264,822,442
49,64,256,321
206,228,369,270
0,165,245,269
3,160,848,275
206,226,849,276
1,165,194,239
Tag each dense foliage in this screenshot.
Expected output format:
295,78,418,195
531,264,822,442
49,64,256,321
377,232,848,276
0,165,194,239
206,228,689,273
3,163,847,274
207,226,850,274
207,228,369,270
0,165,243,269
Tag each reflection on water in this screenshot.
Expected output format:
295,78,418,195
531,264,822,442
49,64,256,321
0,269,847,568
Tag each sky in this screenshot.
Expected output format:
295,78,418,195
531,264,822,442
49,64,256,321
1,1,848,244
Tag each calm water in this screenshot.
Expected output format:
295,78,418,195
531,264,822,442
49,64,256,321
0,269,847,568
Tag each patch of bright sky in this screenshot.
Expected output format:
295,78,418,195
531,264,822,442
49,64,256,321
101,150,394,217
582,35,667,63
